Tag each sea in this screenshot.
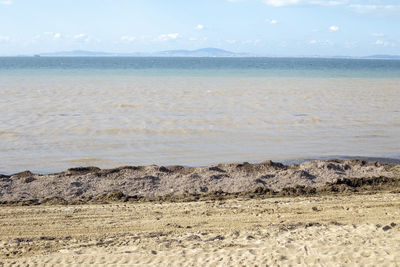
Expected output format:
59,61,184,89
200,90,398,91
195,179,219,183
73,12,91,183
1,57,400,174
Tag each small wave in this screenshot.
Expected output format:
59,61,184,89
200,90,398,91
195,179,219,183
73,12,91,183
72,127,221,135
0,131,20,137
117,104,141,108
354,135,388,139
306,118,321,123
67,158,104,163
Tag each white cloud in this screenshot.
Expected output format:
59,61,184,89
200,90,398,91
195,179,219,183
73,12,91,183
0,36,10,43
329,25,339,32
0,0,12,5
120,36,136,43
242,39,261,45
266,19,279,24
372,33,385,37
74,33,87,40
309,0,349,6
73,33,100,43
85,36,100,43
375,40,396,47
157,33,180,41
261,0,348,6
196,24,204,30
308,39,334,46
29,32,62,43
226,39,237,44
349,4,378,12
349,4,400,13
229,0,400,14
262,0,299,7
44,32,61,39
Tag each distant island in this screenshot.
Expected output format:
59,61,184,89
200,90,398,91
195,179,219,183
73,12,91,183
33,48,400,59
157,48,252,57
37,48,251,57
362,55,400,60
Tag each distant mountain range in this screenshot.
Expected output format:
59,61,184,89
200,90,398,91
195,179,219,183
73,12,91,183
362,55,400,60
158,48,251,57
34,49,400,59
37,48,251,57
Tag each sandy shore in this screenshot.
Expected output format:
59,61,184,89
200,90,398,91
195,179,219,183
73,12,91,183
0,193,399,266
1,159,400,266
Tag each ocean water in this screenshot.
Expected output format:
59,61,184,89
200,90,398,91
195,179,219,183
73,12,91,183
1,57,400,174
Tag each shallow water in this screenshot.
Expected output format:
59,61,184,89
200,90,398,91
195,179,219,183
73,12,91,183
1,57,400,173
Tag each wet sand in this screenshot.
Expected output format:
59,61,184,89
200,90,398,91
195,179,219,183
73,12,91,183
1,193,399,266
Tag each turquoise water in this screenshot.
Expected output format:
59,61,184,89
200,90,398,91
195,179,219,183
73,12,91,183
1,57,400,173
1,57,400,77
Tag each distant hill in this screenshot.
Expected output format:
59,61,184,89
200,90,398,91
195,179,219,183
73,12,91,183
37,48,250,57
362,55,400,60
35,50,400,59
38,50,137,57
158,48,248,57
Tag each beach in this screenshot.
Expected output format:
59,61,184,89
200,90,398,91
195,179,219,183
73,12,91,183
1,159,400,266
1,190,399,266
2,1,400,265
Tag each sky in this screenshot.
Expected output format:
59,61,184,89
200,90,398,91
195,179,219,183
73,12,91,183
0,0,399,56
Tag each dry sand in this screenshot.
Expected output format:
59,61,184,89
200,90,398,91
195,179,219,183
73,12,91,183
0,193,399,266
1,159,400,266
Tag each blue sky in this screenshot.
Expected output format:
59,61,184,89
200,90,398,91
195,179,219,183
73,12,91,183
0,0,399,56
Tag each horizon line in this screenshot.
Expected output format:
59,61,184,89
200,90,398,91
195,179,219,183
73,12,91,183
1,48,399,59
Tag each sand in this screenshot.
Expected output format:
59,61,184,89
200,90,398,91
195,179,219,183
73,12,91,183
0,193,399,266
1,159,400,266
